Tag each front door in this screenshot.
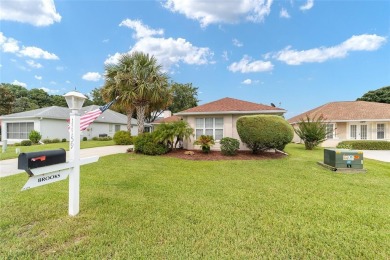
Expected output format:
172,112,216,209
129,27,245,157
350,124,368,140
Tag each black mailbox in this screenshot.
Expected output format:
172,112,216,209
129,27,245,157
18,149,66,176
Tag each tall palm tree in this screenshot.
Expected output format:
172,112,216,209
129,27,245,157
102,52,171,134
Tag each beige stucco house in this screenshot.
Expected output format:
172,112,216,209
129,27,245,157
288,101,390,147
174,97,286,150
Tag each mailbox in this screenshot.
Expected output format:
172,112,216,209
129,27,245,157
18,149,66,176
324,149,363,169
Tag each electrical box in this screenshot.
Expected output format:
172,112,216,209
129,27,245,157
324,149,363,169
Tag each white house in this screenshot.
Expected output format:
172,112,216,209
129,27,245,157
0,105,139,144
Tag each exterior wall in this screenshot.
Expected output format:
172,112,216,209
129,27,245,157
40,119,69,140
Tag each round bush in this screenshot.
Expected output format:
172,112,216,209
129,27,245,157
236,115,293,153
82,137,87,141
134,133,168,155
21,140,32,146
220,137,240,156
113,131,133,145
62,138,67,142
29,130,42,144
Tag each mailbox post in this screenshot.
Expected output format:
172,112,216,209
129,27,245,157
64,91,87,216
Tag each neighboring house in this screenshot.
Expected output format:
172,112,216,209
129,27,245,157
174,97,286,150
0,105,139,144
287,101,390,147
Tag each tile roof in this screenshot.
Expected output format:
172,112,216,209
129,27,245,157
152,115,181,124
0,105,134,125
175,97,285,115
288,101,390,123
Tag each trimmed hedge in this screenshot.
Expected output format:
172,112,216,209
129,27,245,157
336,141,390,150
21,140,32,146
134,133,168,155
113,131,133,145
236,115,293,153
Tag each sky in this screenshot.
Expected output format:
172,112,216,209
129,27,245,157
0,0,389,118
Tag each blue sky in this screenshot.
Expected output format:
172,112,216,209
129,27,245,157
0,0,389,118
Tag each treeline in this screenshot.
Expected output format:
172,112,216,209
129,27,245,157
0,84,98,116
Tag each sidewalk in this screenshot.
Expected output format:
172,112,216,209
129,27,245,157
0,145,132,178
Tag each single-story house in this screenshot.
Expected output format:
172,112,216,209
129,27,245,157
287,101,390,147
0,105,139,144
174,97,287,150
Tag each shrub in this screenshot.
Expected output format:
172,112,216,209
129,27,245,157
42,139,52,144
336,140,390,150
134,133,168,155
52,138,60,143
62,138,67,142
220,137,240,156
29,130,42,144
98,136,112,141
113,131,133,145
21,140,32,146
82,137,88,141
92,137,98,141
293,115,329,150
194,135,215,153
14,142,21,146
236,115,293,154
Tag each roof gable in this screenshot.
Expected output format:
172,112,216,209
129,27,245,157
288,101,390,123
176,97,285,115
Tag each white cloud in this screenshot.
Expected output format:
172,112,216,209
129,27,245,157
242,79,252,84
19,46,59,60
120,19,164,39
300,0,314,11
0,0,61,26
35,75,42,80
40,87,59,94
82,72,102,82
280,8,290,18
222,51,229,61
228,55,274,73
233,38,243,47
12,80,27,88
0,33,59,60
163,0,273,27
102,39,109,43
27,60,43,68
275,34,387,65
106,20,213,71
65,80,71,84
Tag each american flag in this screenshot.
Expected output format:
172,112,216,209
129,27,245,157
79,97,118,131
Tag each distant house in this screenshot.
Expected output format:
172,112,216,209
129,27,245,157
174,97,286,150
0,105,139,144
287,101,390,147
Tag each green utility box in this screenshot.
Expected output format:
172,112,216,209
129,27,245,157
324,149,363,169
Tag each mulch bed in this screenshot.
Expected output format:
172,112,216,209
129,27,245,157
162,149,286,161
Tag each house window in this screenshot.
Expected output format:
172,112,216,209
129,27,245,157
326,124,334,139
350,125,357,139
7,122,34,139
195,118,223,141
377,124,385,139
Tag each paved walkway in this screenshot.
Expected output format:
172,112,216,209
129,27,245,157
362,150,390,163
0,145,132,178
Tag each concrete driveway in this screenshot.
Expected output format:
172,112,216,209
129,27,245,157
362,150,390,163
0,145,132,178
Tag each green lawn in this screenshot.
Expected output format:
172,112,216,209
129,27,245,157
1,144,389,258
0,140,115,160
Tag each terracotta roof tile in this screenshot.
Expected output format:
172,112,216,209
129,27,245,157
176,97,284,114
152,115,181,124
288,101,390,123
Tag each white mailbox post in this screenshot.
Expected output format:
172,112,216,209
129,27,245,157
64,91,87,216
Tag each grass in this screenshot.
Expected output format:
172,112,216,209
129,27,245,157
0,140,115,160
0,144,389,258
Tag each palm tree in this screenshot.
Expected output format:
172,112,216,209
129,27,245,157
102,52,171,134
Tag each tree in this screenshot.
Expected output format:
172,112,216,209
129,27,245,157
90,87,105,105
0,86,15,115
50,95,68,107
294,114,329,150
102,52,170,134
1,83,28,98
168,82,199,113
154,120,194,150
28,88,52,107
357,86,390,104
12,97,39,113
